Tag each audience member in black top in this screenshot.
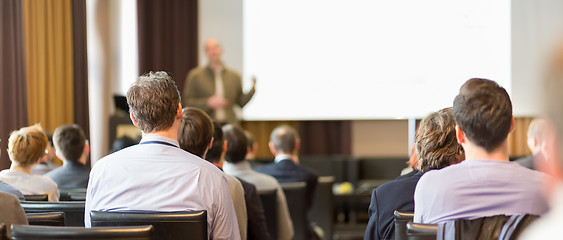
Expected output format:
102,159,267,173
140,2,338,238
364,108,464,240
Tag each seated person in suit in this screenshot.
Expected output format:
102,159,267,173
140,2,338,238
223,124,294,240
514,118,549,170
364,107,464,240
178,108,247,240
85,72,239,239
414,78,550,224
254,124,320,239
0,124,59,201
45,124,90,188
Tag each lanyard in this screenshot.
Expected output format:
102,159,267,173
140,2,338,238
138,140,178,148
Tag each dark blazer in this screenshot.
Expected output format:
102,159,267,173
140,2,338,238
254,158,319,210
514,154,536,170
364,171,424,240
44,161,90,188
238,178,271,240
0,180,25,200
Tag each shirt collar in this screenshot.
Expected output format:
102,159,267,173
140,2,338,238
139,136,180,148
274,154,293,163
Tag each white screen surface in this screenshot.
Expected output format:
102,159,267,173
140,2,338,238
242,0,511,120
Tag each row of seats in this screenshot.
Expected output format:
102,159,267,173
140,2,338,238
394,211,539,240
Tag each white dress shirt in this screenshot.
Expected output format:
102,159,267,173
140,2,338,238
0,169,59,201
85,136,240,240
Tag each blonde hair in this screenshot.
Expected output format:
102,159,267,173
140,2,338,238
8,124,48,167
416,108,464,170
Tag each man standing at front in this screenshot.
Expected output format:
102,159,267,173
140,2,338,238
414,78,549,224
183,38,256,125
85,72,240,240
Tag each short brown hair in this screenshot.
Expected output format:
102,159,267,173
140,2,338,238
416,108,464,170
205,121,224,163
53,124,86,162
127,71,181,133
453,78,513,152
223,125,248,164
270,125,299,154
8,124,48,167
178,107,214,158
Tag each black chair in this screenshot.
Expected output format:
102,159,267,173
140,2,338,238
281,182,308,240
11,224,153,240
308,176,334,240
91,210,207,240
0,223,7,240
23,194,48,201
258,188,278,240
394,210,414,240
20,201,85,226
406,222,437,240
59,188,87,201
26,212,65,226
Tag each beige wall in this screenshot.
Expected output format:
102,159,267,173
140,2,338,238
351,120,409,157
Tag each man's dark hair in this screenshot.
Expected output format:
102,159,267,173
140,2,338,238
178,107,214,158
126,71,181,133
53,124,86,162
205,121,224,163
270,125,299,154
453,78,513,152
222,125,248,164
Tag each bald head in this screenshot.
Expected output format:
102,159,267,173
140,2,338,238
205,38,223,64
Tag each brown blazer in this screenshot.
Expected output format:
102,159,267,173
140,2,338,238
183,66,255,124
0,192,28,238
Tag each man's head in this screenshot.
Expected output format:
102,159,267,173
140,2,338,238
8,124,48,168
205,121,225,164
527,118,550,156
269,125,300,156
178,107,214,158
245,131,258,160
453,78,513,152
53,124,88,163
127,71,182,133
205,38,223,65
416,108,465,170
222,125,248,164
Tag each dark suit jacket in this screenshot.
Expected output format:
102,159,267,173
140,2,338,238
44,161,90,189
254,158,319,211
364,171,424,240
514,154,536,170
238,178,271,240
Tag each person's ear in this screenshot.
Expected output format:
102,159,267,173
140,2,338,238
176,103,183,119
130,112,139,127
456,125,465,144
268,142,277,156
509,116,515,133
207,137,214,150
294,138,301,154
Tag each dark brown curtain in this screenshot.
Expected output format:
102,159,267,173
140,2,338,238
0,0,28,170
137,0,198,93
72,0,89,139
298,121,352,155
72,0,90,167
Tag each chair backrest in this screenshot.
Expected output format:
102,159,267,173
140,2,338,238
406,222,438,240
258,188,278,240
11,224,153,240
26,212,65,226
90,210,207,240
308,176,334,240
281,182,308,240
20,201,85,226
59,188,87,201
23,194,48,201
394,210,414,240
440,214,540,240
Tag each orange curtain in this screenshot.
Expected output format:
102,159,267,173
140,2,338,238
22,0,74,132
